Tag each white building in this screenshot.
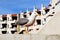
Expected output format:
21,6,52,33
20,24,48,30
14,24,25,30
0,0,59,35
0,0,60,40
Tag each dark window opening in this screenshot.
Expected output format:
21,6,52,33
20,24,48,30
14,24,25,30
48,15,53,16
36,19,41,25
36,28,39,30
28,29,33,32
48,4,52,7
2,17,7,21
47,14,53,18
12,16,17,20
23,15,27,18
29,13,32,15
2,24,7,28
11,23,17,28
55,1,60,6
2,31,7,34
11,30,17,34
52,12,55,14
45,8,50,13
2,15,7,21
52,7,55,9
44,18,46,22
37,11,41,15
19,30,25,34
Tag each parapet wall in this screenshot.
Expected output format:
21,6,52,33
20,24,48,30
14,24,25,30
0,34,60,40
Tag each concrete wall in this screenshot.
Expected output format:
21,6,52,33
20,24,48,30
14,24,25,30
0,34,60,40
37,1,60,35
38,12,60,35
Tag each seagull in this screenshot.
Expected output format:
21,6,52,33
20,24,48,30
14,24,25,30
15,11,38,33
15,7,39,34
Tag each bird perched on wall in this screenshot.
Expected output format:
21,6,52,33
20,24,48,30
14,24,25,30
15,10,39,34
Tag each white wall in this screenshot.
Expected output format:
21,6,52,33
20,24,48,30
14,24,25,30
38,3,60,35
51,0,60,6
0,34,60,40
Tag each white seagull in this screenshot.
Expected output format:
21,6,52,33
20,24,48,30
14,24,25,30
15,7,39,33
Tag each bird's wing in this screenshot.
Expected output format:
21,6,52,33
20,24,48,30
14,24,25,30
25,12,36,26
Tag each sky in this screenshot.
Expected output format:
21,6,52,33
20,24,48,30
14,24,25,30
0,0,50,14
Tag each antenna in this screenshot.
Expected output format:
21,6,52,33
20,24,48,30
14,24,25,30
41,4,45,9
33,6,37,12
27,8,29,12
34,6,36,9
33,0,36,8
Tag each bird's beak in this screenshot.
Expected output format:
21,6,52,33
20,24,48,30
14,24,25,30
36,14,41,16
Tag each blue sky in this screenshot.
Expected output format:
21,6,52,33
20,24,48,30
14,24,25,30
0,0,50,14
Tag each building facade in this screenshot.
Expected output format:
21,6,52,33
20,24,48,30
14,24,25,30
0,0,58,34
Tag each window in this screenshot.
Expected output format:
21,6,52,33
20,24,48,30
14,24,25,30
11,14,17,20
36,19,41,25
36,28,39,30
19,30,25,34
45,8,50,13
2,15,7,21
52,12,55,14
11,30,17,34
2,17,7,21
11,23,17,28
29,12,32,15
52,7,55,9
23,15,27,18
12,16,17,20
37,11,41,15
2,24,7,28
2,31,7,34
